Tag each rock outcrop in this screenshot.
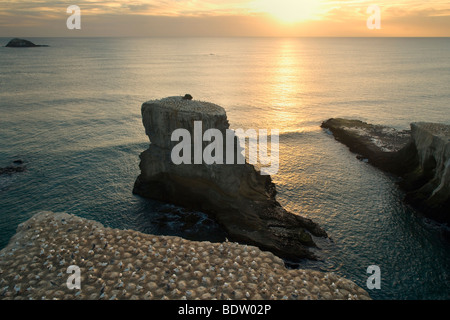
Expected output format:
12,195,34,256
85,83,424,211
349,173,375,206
322,118,450,223
133,96,327,261
401,123,450,222
321,118,414,174
5,38,48,47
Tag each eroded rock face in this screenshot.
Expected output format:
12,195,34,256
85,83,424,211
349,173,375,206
322,118,450,223
402,123,450,222
134,96,327,261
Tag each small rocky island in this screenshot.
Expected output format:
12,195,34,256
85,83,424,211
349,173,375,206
322,118,450,223
5,38,48,47
133,96,328,261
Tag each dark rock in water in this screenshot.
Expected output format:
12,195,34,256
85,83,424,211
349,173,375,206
5,38,49,48
133,96,328,261
322,118,450,224
400,123,450,223
0,160,26,175
321,118,414,174
0,166,25,175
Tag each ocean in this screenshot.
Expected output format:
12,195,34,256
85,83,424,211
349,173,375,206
0,37,449,300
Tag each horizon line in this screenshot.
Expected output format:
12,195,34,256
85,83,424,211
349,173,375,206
2,35,450,38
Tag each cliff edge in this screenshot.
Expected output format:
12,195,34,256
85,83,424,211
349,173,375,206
401,122,450,222
322,118,450,223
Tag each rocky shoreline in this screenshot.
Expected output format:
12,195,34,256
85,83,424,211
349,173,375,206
322,118,450,224
0,212,371,300
321,118,414,174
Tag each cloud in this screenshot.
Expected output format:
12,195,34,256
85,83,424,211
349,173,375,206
0,0,449,36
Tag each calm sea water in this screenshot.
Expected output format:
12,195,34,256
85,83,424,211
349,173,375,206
0,37,449,300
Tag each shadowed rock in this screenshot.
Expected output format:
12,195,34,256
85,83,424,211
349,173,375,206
322,118,450,223
133,96,327,261
0,160,26,175
5,38,48,48
401,123,450,222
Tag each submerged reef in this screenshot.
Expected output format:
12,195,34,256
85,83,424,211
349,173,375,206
0,160,26,175
0,212,371,300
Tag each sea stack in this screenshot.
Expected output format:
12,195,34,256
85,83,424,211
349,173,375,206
133,96,327,261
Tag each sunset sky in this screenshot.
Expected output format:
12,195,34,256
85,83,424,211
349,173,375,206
1,0,450,37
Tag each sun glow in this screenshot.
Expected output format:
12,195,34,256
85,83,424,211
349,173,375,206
252,0,323,23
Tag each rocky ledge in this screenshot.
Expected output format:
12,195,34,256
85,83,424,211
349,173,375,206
0,212,371,300
133,96,327,261
322,118,450,223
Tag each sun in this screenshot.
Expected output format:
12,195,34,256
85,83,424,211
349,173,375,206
252,0,323,23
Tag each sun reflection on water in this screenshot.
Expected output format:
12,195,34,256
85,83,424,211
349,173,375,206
264,39,313,134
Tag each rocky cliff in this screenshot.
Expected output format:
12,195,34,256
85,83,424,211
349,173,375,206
401,123,450,222
133,96,327,261
322,118,450,223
